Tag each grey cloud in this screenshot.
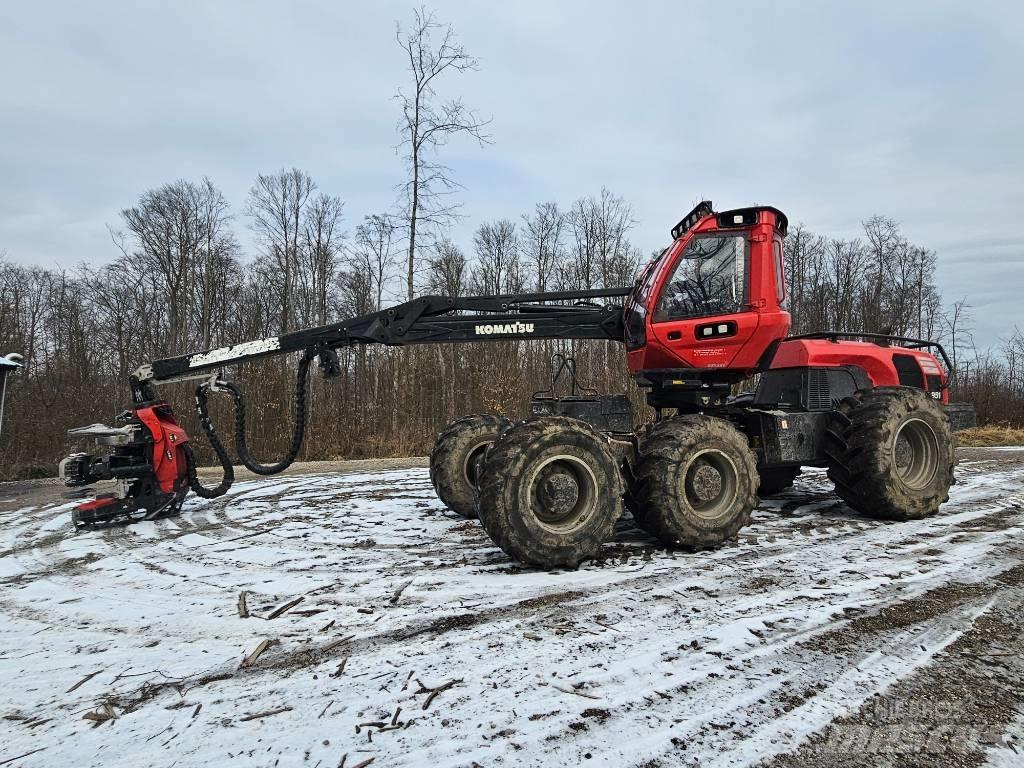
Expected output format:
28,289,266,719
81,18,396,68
1,0,1021,346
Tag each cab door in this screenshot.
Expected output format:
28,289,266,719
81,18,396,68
646,233,761,370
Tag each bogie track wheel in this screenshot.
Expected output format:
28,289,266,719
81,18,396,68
430,413,512,518
825,386,955,520
628,415,758,549
476,416,623,568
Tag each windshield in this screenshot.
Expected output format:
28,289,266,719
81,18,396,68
653,235,748,322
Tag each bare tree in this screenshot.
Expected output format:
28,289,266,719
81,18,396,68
351,214,398,312
945,297,975,389
300,193,346,326
246,168,316,333
564,189,638,290
395,6,489,300
521,202,565,292
194,179,240,349
335,268,374,319
471,219,521,295
426,238,467,296
783,224,827,334
862,215,903,332
116,178,236,356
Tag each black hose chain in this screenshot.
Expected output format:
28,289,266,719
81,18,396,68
183,348,314,496
184,384,235,498
226,349,314,475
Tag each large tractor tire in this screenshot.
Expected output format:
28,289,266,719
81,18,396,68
430,413,512,518
825,387,955,521
757,467,800,497
627,415,758,549
476,416,623,568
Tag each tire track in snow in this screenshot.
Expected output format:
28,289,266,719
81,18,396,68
2,450,1023,768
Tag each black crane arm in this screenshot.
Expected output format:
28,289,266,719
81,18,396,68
130,287,631,403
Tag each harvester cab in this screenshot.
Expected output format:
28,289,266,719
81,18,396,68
60,200,975,568
624,201,790,378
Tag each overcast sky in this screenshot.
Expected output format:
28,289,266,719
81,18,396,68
1,1,1021,349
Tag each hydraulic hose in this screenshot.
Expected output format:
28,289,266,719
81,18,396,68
183,384,235,499
226,348,314,475
183,347,315,497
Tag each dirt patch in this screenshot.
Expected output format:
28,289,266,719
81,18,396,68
802,581,995,652
765,580,1024,768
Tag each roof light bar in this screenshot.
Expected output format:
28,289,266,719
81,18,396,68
670,201,714,240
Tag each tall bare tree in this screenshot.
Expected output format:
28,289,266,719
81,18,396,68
351,214,398,312
246,168,316,333
521,202,565,292
300,193,346,326
395,6,489,301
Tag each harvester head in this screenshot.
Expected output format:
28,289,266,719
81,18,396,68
60,405,191,528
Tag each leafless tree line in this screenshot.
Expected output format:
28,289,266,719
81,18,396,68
1,178,1020,479
784,216,945,340
0,174,642,477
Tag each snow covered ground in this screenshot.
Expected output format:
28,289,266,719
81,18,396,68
1,449,1023,768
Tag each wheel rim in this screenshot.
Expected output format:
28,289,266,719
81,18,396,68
527,454,599,533
680,448,739,519
893,418,939,490
462,440,492,487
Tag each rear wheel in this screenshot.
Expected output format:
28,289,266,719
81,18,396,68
758,466,800,497
476,417,623,568
628,415,758,549
825,387,955,520
430,413,512,518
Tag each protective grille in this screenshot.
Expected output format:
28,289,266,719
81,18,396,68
807,368,831,411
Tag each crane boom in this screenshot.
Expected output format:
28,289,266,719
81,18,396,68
130,287,630,402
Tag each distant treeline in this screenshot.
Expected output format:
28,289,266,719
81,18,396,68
1,171,1021,478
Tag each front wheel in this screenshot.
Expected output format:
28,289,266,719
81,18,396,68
476,417,623,568
825,387,955,520
627,415,758,549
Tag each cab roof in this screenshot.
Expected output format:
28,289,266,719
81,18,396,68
671,202,789,240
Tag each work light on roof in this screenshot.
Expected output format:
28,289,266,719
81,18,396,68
670,200,714,240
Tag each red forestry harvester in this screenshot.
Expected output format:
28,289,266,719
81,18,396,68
61,202,974,567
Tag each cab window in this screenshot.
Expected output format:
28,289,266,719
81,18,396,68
774,238,786,303
653,236,748,322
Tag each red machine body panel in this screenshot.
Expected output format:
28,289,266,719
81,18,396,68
135,406,190,493
770,339,949,403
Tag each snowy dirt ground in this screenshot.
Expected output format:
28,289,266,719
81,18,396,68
1,448,1024,768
